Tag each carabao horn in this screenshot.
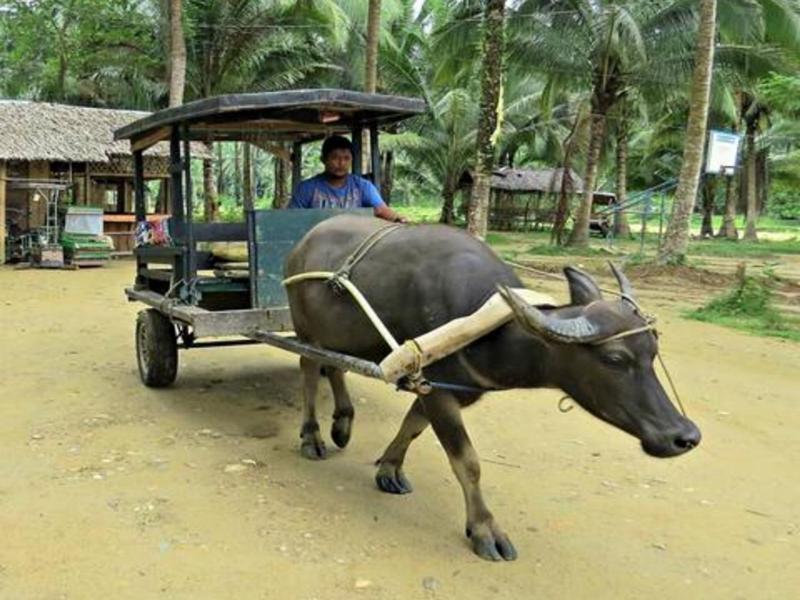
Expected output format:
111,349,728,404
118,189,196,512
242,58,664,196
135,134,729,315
497,286,608,344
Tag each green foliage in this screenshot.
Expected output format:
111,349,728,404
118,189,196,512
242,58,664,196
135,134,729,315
767,186,800,220
1,0,800,246
687,268,800,342
0,0,164,107
394,199,444,223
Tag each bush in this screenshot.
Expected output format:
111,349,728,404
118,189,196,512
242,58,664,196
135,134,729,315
768,189,800,220
687,265,799,341
699,268,777,320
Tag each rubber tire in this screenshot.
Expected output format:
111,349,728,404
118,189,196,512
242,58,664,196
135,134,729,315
136,309,178,388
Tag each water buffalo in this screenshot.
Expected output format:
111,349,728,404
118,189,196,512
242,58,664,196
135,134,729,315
284,215,701,561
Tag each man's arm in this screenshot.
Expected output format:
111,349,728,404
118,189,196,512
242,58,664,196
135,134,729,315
360,178,408,223
373,202,408,223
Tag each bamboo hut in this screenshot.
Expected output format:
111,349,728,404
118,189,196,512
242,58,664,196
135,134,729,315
458,167,615,231
0,101,209,261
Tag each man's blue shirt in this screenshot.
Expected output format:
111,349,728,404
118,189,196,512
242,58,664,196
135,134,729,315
288,174,384,210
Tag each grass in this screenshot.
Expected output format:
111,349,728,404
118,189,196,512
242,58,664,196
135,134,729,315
393,198,800,261
686,268,800,342
687,238,800,258
394,201,444,223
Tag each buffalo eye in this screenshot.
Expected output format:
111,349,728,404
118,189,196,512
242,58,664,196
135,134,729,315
601,351,633,369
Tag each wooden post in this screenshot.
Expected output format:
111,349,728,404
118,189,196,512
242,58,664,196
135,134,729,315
84,167,91,206
133,150,146,221
182,127,196,280
0,161,6,264
369,124,381,193
169,126,184,240
351,127,363,175
291,142,303,194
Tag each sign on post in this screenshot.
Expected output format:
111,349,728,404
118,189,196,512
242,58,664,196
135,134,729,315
705,130,742,175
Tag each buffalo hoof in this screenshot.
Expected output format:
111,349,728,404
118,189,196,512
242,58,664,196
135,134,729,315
375,462,413,494
300,436,327,460
466,525,518,562
331,416,352,449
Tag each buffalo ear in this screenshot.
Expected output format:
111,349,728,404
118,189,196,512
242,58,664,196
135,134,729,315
564,266,603,306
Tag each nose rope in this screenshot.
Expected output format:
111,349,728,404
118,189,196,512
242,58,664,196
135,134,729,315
656,350,688,418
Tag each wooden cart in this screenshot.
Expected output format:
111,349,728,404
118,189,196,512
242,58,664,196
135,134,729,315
115,89,425,387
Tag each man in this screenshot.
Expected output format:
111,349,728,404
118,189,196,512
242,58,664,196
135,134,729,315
289,135,407,223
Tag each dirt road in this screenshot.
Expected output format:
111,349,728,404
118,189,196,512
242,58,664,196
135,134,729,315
1,260,797,599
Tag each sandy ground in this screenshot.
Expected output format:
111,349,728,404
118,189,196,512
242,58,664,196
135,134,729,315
1,259,798,600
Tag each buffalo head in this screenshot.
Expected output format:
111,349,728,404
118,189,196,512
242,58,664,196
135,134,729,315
500,264,701,458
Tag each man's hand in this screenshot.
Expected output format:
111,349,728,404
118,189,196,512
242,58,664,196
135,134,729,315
374,204,408,223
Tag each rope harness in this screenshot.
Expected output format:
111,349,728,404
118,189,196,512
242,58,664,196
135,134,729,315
283,228,687,417
282,224,406,351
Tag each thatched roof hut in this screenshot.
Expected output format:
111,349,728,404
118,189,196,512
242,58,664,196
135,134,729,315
460,167,585,194
0,100,208,162
0,101,210,260
458,166,615,231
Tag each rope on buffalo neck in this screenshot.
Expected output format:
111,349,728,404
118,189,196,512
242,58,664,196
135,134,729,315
330,223,405,293
283,270,401,350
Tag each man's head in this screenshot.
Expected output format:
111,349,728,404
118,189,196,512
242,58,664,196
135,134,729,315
321,135,353,179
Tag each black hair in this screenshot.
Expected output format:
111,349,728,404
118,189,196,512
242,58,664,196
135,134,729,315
321,135,353,160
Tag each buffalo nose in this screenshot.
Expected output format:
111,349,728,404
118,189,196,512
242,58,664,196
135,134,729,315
673,420,702,452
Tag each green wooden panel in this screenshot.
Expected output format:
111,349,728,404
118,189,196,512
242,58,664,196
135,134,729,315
250,209,371,309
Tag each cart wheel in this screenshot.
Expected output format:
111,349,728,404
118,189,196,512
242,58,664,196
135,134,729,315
136,309,178,388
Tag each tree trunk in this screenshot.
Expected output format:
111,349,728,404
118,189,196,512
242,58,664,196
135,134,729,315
659,0,717,263
168,0,186,107
551,108,583,245
203,149,219,222
243,143,254,209
360,0,382,168
743,128,758,241
58,52,68,101
717,173,738,239
756,149,768,214
614,109,632,237
273,152,289,209
365,0,381,93
467,0,505,239
567,110,606,246
700,177,717,237
440,185,456,225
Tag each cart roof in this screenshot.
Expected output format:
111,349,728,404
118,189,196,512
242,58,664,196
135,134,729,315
114,89,426,150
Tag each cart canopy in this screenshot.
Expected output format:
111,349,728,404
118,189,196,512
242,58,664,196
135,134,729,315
114,89,426,150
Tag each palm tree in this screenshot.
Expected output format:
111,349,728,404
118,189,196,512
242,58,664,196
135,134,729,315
659,0,718,263
661,0,800,252
365,0,382,93
467,0,505,239
390,88,478,223
183,0,336,220
503,1,698,246
168,0,186,107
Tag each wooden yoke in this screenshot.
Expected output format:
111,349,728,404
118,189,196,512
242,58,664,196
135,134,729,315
379,288,555,383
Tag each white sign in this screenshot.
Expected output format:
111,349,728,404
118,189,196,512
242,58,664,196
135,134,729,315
706,130,742,175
